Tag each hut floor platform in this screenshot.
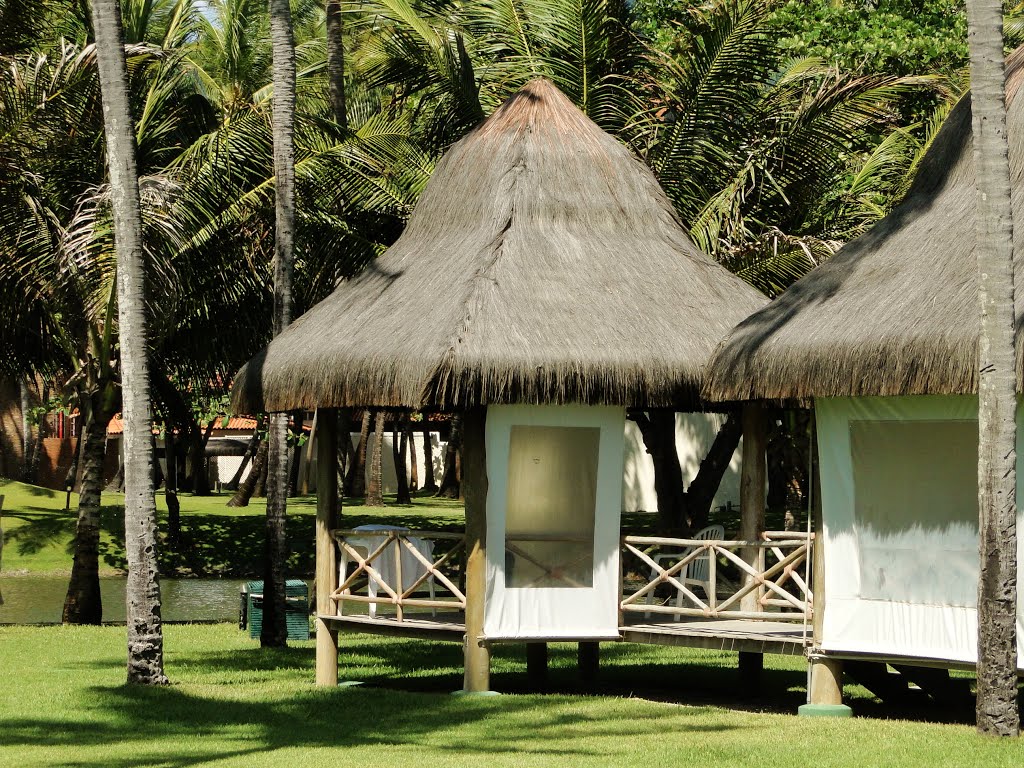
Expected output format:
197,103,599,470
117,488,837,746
321,612,810,656
619,615,810,656
321,612,467,642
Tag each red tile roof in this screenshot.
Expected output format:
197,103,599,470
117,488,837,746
106,415,259,435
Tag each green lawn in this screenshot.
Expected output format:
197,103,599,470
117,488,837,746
0,479,466,577
1,623,1023,768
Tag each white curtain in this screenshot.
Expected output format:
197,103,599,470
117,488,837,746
484,405,625,639
817,395,1024,666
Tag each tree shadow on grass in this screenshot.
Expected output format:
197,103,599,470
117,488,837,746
156,634,817,713
2,506,76,558
0,667,741,768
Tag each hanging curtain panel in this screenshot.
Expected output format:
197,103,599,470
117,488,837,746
484,405,625,639
816,395,1024,666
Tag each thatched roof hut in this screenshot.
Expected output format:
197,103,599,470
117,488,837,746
233,79,766,413
704,51,1024,402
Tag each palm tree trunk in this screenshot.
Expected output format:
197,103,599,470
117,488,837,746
345,410,370,496
189,419,214,495
966,0,1020,737
287,409,303,496
422,421,437,492
263,412,290,647
628,411,686,534
227,438,269,507
19,376,38,484
64,429,86,509
226,426,262,490
254,452,269,497
394,418,411,504
406,413,418,492
325,0,347,128
150,434,164,489
683,412,742,532
365,409,386,506
164,426,180,543
62,404,110,624
436,414,462,499
262,0,298,649
90,0,167,685
336,408,353,488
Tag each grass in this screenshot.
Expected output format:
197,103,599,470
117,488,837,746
0,479,466,578
1,623,1023,768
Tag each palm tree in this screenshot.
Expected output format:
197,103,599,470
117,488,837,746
640,0,942,296
325,0,347,127
261,0,300,649
0,36,192,624
89,0,168,685
365,409,386,506
965,0,1020,737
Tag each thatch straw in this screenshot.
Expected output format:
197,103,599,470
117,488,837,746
233,79,766,413
704,49,1024,402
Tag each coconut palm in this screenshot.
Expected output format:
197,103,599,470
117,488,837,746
640,0,944,296
89,0,168,685
349,0,645,150
261,0,300,648
965,0,1020,737
0,36,189,623
325,0,346,126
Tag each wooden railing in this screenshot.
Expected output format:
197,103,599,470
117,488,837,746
329,529,466,621
620,531,813,622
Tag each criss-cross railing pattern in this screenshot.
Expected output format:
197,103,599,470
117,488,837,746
621,531,813,621
329,529,466,622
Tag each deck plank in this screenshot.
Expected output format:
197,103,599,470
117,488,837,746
619,617,810,655
321,612,467,642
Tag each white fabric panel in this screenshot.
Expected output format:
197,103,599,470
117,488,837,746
484,405,625,639
817,395,1024,666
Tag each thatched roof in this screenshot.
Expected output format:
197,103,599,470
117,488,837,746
704,50,1024,402
233,79,766,413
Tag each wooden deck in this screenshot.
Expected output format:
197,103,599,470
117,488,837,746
321,611,811,655
619,615,810,655
321,611,466,642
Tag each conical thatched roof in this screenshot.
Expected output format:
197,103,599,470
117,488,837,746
233,79,766,413
705,50,1024,402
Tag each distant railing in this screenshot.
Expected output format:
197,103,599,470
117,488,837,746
329,529,466,621
504,532,593,589
621,531,813,622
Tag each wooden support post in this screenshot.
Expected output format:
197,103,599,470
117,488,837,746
527,642,549,687
799,414,851,717
461,407,491,693
738,404,766,686
739,403,766,614
578,642,600,684
738,651,763,697
807,657,846,708
315,409,339,687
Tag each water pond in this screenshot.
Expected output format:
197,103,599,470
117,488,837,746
0,576,264,625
